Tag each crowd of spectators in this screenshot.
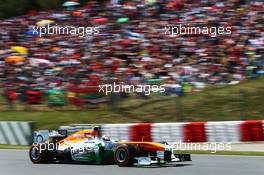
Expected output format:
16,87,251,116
0,0,263,107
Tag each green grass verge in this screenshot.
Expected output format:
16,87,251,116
175,150,264,156
0,76,263,130
0,144,29,150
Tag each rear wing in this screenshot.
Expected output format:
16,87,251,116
33,129,68,143
33,124,101,143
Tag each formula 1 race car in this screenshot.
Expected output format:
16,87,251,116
29,127,191,167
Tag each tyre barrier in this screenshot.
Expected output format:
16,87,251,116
0,121,33,145
130,123,152,142
240,120,264,141
101,123,134,141
152,123,187,143
57,120,264,143
184,122,206,142
3,120,263,146
205,121,242,142
263,120,264,137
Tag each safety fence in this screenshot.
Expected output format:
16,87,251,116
3,120,262,146
60,120,264,143
0,121,33,145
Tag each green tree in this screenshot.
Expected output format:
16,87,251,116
0,0,29,19
35,0,65,10
0,0,68,19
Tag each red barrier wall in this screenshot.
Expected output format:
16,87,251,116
130,123,152,142
240,120,264,141
184,122,207,142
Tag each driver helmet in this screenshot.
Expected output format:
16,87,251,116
102,135,110,141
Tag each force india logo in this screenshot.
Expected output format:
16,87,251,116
71,145,99,154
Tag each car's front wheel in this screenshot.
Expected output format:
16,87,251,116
114,145,135,167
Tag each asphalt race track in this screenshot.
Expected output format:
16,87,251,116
1,150,264,175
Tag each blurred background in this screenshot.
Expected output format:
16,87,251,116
0,0,263,130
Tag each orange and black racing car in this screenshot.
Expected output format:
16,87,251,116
29,128,191,167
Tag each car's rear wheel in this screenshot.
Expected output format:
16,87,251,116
29,145,48,163
114,145,135,167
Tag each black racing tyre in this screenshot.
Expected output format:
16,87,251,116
29,144,48,163
114,145,135,167
61,148,73,161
